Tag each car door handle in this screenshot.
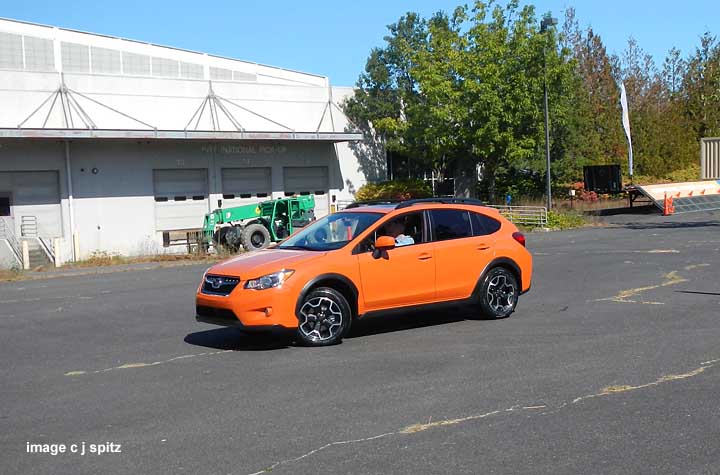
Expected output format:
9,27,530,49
476,244,490,250
418,253,433,260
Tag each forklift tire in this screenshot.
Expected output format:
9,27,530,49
215,227,229,248
241,224,271,251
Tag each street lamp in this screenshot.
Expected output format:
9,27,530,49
541,13,557,211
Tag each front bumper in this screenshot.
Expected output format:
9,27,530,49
195,283,300,329
195,305,242,327
195,306,285,332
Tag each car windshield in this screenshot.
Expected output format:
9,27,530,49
278,211,383,251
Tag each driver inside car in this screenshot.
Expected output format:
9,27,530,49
386,219,414,247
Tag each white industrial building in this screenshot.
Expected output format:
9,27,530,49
0,18,385,268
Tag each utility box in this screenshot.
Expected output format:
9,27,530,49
583,165,622,194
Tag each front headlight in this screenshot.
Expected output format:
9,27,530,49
244,270,295,290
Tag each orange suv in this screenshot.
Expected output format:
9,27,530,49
196,198,532,346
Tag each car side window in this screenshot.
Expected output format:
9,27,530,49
470,212,501,236
430,209,472,241
356,211,424,253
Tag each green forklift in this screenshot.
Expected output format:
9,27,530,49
202,195,316,251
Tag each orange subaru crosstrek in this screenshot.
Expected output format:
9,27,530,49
196,198,532,346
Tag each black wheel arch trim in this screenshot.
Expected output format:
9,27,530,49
295,273,359,319
472,257,523,301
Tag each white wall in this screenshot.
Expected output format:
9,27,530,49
0,137,376,264
0,70,338,132
0,240,20,269
331,87,387,198
0,20,388,267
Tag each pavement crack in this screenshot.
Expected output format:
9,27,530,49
64,350,233,376
248,432,398,475
400,405,542,434
247,357,718,474
571,358,718,404
247,405,547,474
591,265,705,305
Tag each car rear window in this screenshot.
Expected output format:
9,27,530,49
430,209,472,241
470,212,501,236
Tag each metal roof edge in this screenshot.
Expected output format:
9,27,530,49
0,128,363,142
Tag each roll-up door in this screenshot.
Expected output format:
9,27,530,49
153,169,208,230
221,167,271,208
0,171,62,237
283,166,329,217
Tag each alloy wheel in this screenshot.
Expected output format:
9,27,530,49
298,297,343,342
486,274,516,315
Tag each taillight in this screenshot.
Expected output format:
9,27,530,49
512,232,526,247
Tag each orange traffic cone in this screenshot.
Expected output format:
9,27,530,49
663,192,675,216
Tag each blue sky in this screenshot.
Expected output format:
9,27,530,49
3,1,717,85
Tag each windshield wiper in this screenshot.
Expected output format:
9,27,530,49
278,245,313,251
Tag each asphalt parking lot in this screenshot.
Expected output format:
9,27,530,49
2,209,719,475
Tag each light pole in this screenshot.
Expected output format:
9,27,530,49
541,13,557,211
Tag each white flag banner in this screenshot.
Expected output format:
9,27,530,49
620,82,634,177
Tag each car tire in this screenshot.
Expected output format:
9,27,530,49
241,223,271,251
477,267,519,319
296,287,352,346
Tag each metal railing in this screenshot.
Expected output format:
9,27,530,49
38,237,56,263
0,219,23,266
486,205,548,227
20,215,38,237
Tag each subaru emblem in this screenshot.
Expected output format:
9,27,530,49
206,276,223,289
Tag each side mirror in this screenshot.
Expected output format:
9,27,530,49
374,235,396,250
372,236,395,260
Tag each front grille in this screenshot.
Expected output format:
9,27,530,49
201,275,240,296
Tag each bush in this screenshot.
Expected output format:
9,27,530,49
665,164,701,183
355,179,432,201
630,164,701,186
546,211,586,230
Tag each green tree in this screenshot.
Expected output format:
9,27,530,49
619,39,697,177
346,0,575,201
562,9,625,170
683,32,720,139
346,1,718,194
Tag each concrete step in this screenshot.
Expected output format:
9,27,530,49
22,239,53,269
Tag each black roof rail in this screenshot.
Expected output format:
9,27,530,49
395,197,488,209
344,199,402,209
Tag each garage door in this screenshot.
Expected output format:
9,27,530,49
0,171,62,237
221,167,271,208
283,166,329,217
153,169,208,230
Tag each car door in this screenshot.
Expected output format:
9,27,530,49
431,208,498,301
356,211,436,310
